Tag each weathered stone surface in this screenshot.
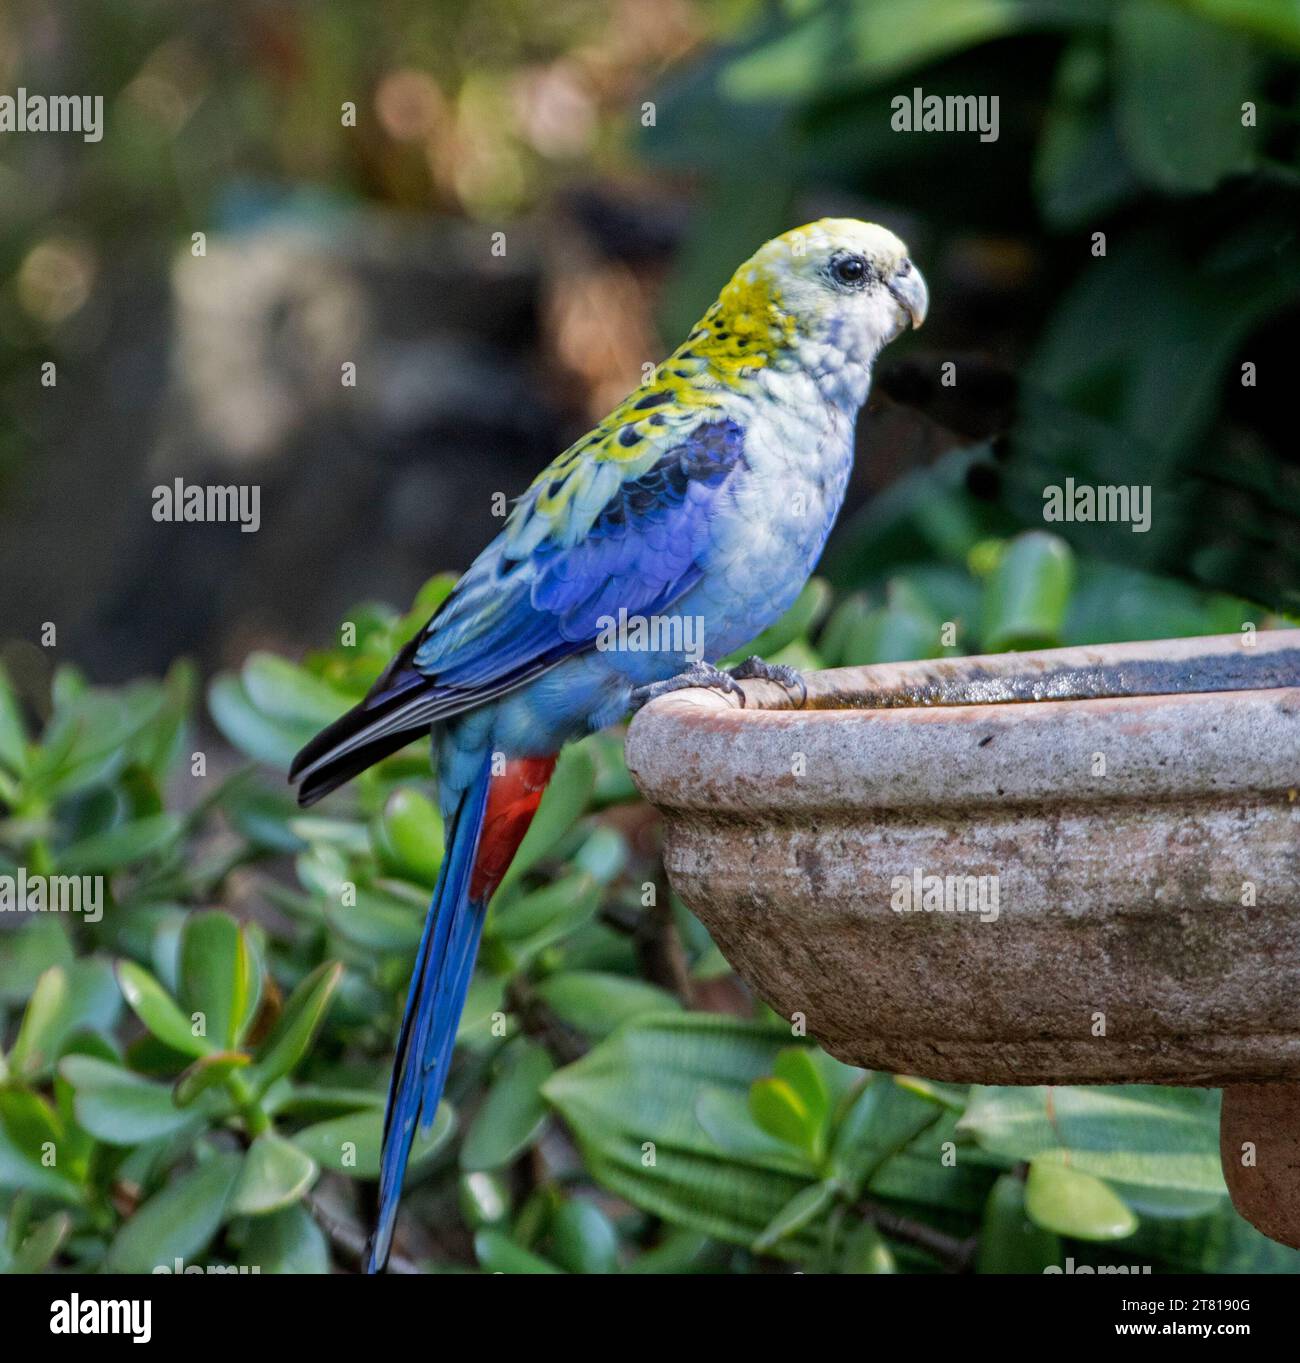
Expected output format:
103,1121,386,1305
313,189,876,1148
626,631,1300,1087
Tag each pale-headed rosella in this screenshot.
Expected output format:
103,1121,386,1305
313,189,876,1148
289,218,928,1271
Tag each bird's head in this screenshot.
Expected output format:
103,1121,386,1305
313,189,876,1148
696,218,927,405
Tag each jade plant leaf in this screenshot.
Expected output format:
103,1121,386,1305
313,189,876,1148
1024,1159,1139,1241
178,911,262,1051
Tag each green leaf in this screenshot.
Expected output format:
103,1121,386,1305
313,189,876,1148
236,1204,329,1274
232,1130,319,1216
774,1049,830,1135
461,1040,555,1172
754,1181,837,1254
1113,0,1255,193
1025,1159,1138,1241
980,532,1074,650
174,1051,251,1108
694,1087,814,1173
842,578,946,664
375,788,444,887
0,665,27,775
10,962,121,1079
27,682,163,799
325,885,424,952
976,1173,1063,1272
117,960,211,1059
292,1102,453,1179
0,918,72,1006
474,1228,564,1273
0,1085,62,1151
242,653,351,728
497,744,596,892
178,911,262,1050
208,674,316,769
957,1085,1225,1194
13,1211,71,1272
533,973,680,1038
59,813,183,874
831,1075,944,1198
550,1199,620,1274
106,1152,243,1273
0,1121,82,1203
749,1078,818,1155
489,872,601,957
249,961,342,1097
840,1220,898,1274
59,1055,196,1145
544,1014,828,1257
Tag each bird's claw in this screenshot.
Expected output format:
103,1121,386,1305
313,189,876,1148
728,655,809,708
629,661,747,712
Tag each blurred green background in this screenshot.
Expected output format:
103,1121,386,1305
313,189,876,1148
1,0,1298,1274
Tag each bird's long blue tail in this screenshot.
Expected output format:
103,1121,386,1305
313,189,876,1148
365,756,492,1274
365,750,556,1273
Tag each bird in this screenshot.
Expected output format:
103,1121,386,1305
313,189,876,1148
288,218,928,1271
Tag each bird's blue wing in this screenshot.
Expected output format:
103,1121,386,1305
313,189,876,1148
289,415,746,799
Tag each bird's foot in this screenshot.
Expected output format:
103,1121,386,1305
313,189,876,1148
629,661,747,712
727,655,809,708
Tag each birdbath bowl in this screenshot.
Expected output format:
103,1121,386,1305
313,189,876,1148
625,630,1300,1247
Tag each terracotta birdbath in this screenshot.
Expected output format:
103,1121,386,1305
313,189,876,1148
625,630,1300,1246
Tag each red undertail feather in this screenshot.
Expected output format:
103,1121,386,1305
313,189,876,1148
469,757,557,902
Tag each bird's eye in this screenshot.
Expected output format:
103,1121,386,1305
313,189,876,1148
830,255,868,287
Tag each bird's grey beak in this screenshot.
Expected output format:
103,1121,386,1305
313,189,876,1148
888,260,928,329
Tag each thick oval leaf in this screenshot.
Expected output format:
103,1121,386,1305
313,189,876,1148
11,962,121,1079
376,788,444,887
774,1048,830,1135
117,960,211,1059
489,872,600,947
326,887,424,952
0,1120,82,1203
179,911,262,1050
232,1131,319,1216
292,1102,453,1179
106,1152,243,1273
242,653,350,728
981,531,1074,651
550,1199,620,1274
0,1087,63,1158
208,674,315,769
1025,1159,1138,1241
460,1040,555,1172
749,1077,816,1155
474,1228,564,1274
976,1172,1063,1273
249,961,343,1097
14,1211,72,1272
236,1203,329,1274
533,973,680,1038
59,1055,195,1146
59,813,183,874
